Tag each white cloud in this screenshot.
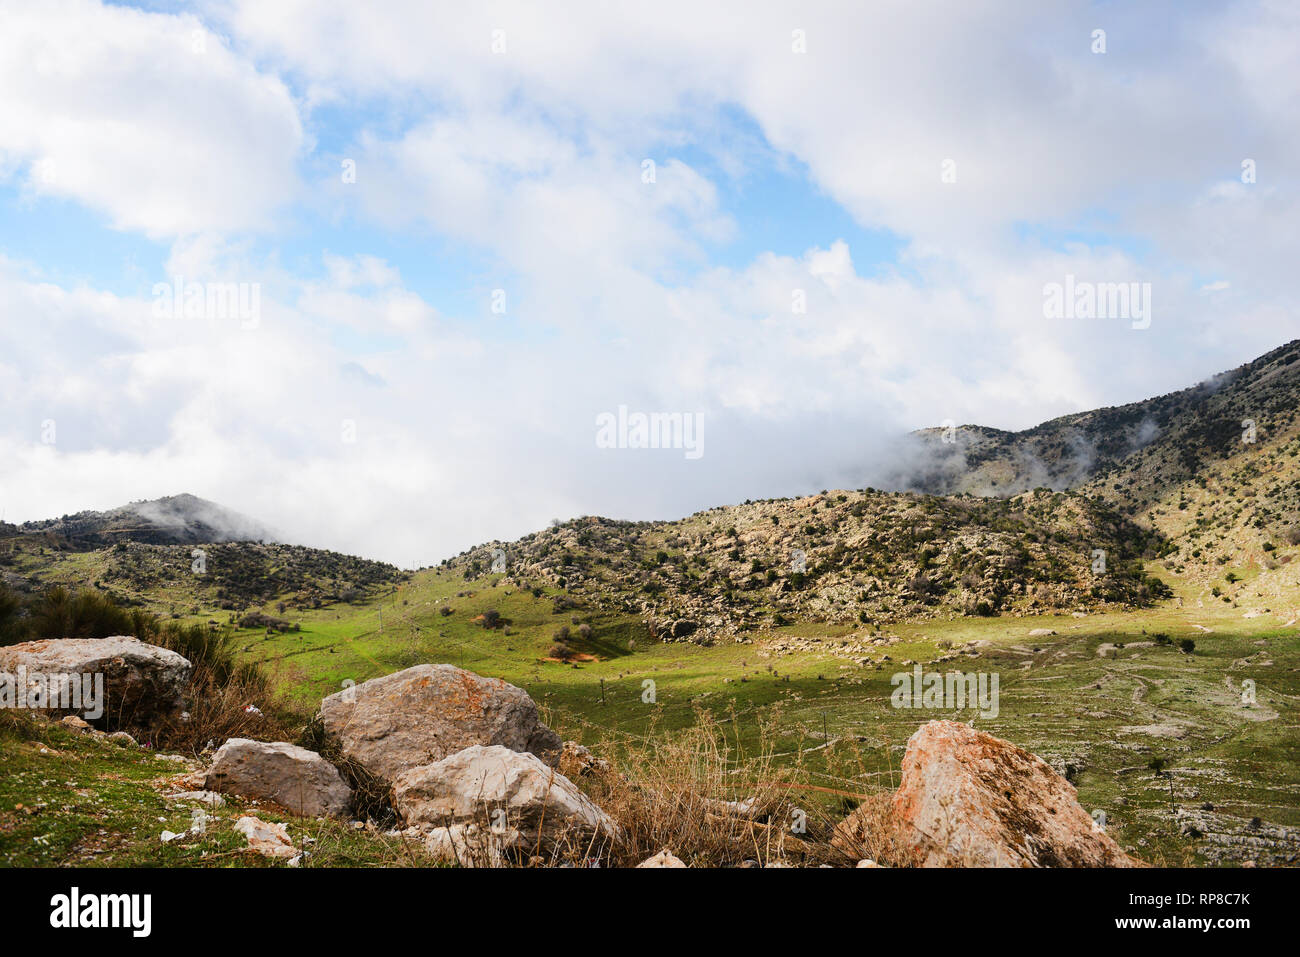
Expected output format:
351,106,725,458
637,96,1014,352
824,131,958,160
0,0,303,237
2,1,1298,563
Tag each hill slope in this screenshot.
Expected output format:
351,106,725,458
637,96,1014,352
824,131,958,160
884,340,1300,579
447,488,1166,645
887,340,1300,504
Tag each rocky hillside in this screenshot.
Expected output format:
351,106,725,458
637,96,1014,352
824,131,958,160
449,487,1167,644
885,340,1300,579
0,536,407,614
17,493,275,548
888,340,1300,502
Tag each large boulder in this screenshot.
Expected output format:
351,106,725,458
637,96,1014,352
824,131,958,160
206,739,352,818
859,720,1139,867
318,664,561,783
392,744,619,852
0,636,191,729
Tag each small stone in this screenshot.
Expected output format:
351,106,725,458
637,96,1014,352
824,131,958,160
637,849,686,868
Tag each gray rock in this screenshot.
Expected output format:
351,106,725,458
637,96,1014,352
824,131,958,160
165,790,226,806
206,738,352,818
424,823,520,867
0,636,191,729
392,744,618,851
318,665,561,784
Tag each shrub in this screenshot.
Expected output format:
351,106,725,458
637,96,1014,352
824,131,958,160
578,710,900,868
22,586,146,642
0,585,292,753
0,582,23,646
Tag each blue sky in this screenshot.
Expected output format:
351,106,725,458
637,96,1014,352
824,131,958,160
0,0,1296,563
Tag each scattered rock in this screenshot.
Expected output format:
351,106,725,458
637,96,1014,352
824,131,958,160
882,720,1141,867
59,715,92,732
392,744,619,851
108,731,137,747
233,815,298,860
206,738,352,818
556,740,610,778
165,790,225,806
1027,629,1057,637
168,769,208,791
704,796,758,818
318,665,562,784
637,849,686,868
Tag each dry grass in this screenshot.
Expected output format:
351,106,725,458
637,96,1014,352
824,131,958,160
568,708,896,867
150,670,299,754
826,792,917,866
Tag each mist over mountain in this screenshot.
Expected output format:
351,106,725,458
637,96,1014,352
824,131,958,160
880,339,1300,505
16,493,277,548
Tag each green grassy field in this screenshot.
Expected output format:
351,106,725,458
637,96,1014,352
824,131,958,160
0,717,437,867
200,564,1299,866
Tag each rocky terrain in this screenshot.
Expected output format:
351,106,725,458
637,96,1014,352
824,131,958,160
436,341,1300,647
448,489,1166,646
0,535,408,614
0,635,1152,868
888,339,1300,503
1,341,1297,869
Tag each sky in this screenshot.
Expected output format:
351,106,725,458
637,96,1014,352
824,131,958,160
0,0,1297,566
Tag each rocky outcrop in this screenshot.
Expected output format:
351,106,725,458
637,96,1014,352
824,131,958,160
0,636,191,729
392,744,619,851
872,720,1140,867
317,664,561,783
206,738,352,818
